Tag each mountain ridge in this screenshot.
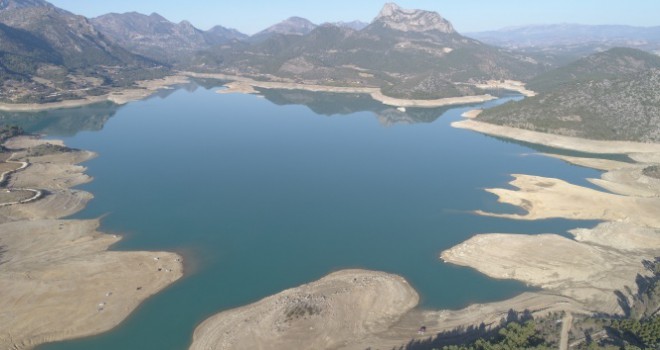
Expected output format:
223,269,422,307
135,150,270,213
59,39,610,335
91,12,248,64
191,3,544,100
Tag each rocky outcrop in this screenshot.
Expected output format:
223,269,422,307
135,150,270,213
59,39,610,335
374,3,455,33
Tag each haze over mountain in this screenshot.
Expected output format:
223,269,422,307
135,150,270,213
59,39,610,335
478,48,660,142
249,16,318,42
468,24,660,64
91,12,247,64
527,47,660,92
194,3,544,99
327,20,368,31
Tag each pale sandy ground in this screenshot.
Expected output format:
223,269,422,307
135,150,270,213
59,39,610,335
369,91,496,108
190,110,660,350
0,137,183,349
189,271,587,350
186,72,497,108
474,174,660,226
190,270,419,350
0,75,189,112
452,119,660,154
544,154,660,197
441,113,660,321
472,80,537,97
461,109,483,119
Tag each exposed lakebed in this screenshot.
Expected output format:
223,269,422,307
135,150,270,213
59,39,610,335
27,83,602,350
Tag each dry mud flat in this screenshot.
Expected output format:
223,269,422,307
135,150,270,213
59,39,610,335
190,113,660,349
0,137,183,350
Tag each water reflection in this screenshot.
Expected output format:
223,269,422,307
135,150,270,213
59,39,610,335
0,102,119,137
0,80,533,138
257,88,455,125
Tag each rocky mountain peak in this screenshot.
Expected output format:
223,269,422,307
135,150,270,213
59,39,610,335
374,2,455,33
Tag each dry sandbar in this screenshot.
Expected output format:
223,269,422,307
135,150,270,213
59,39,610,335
189,270,418,350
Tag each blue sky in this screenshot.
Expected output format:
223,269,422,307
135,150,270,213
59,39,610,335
49,0,660,34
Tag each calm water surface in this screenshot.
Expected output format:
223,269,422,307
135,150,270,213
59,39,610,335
23,84,603,350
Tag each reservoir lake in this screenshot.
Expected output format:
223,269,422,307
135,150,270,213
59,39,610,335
4,82,603,350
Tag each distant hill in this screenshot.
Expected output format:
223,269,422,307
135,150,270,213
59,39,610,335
477,48,660,142
0,0,167,103
192,3,545,100
467,24,660,65
527,47,660,92
91,12,247,64
249,17,317,42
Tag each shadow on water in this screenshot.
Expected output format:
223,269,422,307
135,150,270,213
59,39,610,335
490,135,635,163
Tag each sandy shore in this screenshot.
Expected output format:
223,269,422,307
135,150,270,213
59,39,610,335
186,72,497,108
0,136,183,349
189,270,419,350
442,115,660,317
544,153,660,197
189,269,588,350
461,109,483,119
370,91,495,108
472,80,537,97
452,118,660,154
0,75,189,112
474,174,660,226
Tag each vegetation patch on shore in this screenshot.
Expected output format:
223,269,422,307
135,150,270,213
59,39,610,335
643,165,660,180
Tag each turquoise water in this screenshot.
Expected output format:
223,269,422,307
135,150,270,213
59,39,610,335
29,84,602,350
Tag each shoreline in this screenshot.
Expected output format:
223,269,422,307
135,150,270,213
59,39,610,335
0,136,183,349
188,110,660,349
0,72,511,112
0,75,190,112
0,71,538,113
3,89,658,349
452,118,660,154
471,79,537,97
186,71,497,108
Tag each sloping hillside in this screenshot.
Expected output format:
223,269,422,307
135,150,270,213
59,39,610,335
478,54,660,142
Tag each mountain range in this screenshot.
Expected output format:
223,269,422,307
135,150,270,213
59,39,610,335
192,3,543,99
91,12,247,64
468,24,660,65
1,0,660,106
